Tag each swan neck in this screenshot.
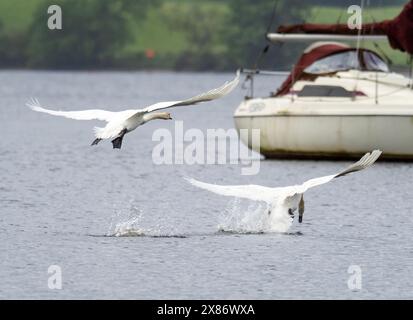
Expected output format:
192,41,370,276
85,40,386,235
143,113,165,122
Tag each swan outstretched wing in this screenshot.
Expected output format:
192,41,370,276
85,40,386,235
333,150,382,178
186,150,381,204
142,70,240,113
287,150,382,196
27,71,239,122
185,177,276,203
26,98,116,122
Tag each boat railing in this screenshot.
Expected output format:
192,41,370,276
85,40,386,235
240,68,290,99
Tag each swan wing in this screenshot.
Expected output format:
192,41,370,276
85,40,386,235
26,98,116,122
142,70,240,113
185,177,276,203
286,150,382,197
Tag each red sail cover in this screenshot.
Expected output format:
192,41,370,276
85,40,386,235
275,43,351,96
277,0,413,55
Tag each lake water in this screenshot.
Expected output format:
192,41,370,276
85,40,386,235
1,71,412,299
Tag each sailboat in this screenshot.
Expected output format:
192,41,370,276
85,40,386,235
234,1,413,159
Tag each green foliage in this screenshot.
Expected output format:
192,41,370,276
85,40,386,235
225,0,308,69
123,6,188,55
0,20,27,67
0,0,44,33
0,0,410,69
309,0,406,7
26,0,155,68
160,2,229,54
143,1,232,71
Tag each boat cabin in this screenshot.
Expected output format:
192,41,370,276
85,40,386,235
275,42,389,97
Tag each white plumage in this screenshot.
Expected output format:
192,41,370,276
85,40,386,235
186,150,382,232
26,71,240,149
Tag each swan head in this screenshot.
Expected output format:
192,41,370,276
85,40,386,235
157,112,172,120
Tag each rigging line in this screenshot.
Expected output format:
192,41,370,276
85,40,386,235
409,54,413,89
252,0,280,70
245,0,280,98
335,10,344,27
311,4,321,24
355,0,365,65
368,12,393,65
373,42,393,65
354,0,366,96
252,45,270,71
266,0,279,34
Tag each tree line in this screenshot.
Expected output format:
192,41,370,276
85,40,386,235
0,0,407,70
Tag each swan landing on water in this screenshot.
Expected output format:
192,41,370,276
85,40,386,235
186,150,382,232
26,71,240,149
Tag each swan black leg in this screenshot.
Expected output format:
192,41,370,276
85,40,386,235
91,138,102,146
111,129,127,149
298,195,305,223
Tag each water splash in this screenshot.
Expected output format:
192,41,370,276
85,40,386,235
111,215,146,237
107,196,293,237
217,198,293,233
106,199,181,237
106,199,143,236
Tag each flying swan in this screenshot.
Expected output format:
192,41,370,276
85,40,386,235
26,71,240,149
186,150,382,232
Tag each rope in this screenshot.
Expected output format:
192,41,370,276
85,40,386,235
409,54,413,89
243,0,280,98
353,0,366,97
266,0,279,35
252,0,280,70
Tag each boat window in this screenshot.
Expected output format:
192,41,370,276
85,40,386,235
363,51,389,72
297,85,354,97
304,51,360,74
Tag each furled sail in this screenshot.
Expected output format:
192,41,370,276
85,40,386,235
276,0,413,54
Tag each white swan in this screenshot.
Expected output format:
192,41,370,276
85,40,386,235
186,150,382,232
26,71,240,149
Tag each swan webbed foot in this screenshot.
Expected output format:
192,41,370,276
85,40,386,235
111,137,124,149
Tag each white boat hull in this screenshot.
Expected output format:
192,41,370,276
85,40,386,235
234,98,413,160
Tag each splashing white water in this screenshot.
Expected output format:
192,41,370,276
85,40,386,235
109,213,176,237
106,200,144,236
111,215,146,237
217,198,293,233
106,199,181,237
107,196,293,236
